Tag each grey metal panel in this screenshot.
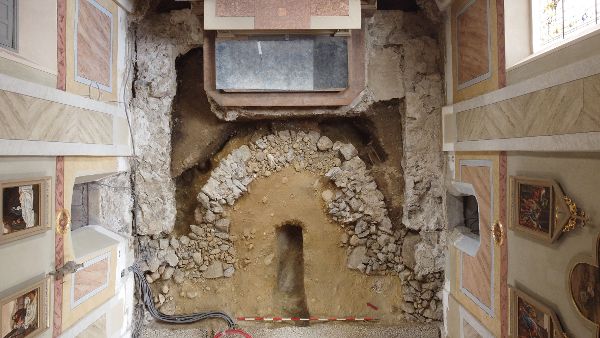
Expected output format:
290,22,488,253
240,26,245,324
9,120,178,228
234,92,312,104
215,35,348,92
313,36,348,90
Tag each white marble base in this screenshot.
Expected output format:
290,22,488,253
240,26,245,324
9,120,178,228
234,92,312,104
446,131,600,152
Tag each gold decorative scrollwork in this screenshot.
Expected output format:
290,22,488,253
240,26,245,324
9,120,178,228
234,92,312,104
56,208,71,235
491,220,504,246
561,196,589,233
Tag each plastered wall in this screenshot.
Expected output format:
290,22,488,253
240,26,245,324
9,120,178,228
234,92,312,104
0,0,58,86
61,156,128,332
507,152,600,338
0,157,56,338
503,0,531,68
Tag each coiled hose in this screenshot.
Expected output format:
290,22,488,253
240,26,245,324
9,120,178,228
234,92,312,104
130,264,236,327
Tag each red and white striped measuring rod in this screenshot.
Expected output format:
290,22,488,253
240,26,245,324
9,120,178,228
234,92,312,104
237,316,378,322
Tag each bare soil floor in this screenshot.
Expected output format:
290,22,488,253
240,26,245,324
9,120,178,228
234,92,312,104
160,168,404,328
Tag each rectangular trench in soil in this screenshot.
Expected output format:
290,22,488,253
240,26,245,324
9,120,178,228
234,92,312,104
275,224,310,320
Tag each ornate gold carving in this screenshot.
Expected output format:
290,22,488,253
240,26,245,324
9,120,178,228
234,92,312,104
56,208,71,235
560,196,589,233
491,220,504,246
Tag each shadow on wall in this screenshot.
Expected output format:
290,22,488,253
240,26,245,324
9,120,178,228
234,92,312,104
378,0,419,11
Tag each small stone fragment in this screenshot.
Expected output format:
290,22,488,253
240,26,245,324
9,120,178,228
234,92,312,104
339,143,358,160
159,238,169,250
203,262,224,279
179,235,190,245
223,267,235,278
192,253,203,266
215,218,230,233
189,224,204,236
170,237,180,249
173,269,185,284
347,246,367,270
165,252,179,267
162,266,174,280
317,136,333,151
321,190,334,202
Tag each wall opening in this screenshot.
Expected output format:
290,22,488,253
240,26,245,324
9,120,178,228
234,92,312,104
71,182,100,231
462,195,479,236
447,182,481,256
275,223,309,320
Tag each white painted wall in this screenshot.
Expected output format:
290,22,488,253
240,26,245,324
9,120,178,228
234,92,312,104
507,153,600,338
60,226,135,338
504,0,532,68
0,157,56,338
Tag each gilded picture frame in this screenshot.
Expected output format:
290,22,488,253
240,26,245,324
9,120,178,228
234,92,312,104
0,276,50,338
0,177,52,245
509,176,571,244
568,233,600,338
509,286,568,338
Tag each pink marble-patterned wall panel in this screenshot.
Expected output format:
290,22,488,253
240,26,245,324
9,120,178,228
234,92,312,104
53,156,64,338
254,0,311,29
460,165,493,309
499,152,508,338
311,0,349,16
457,0,489,85
57,0,67,91
216,0,256,17
73,257,109,303
76,0,112,87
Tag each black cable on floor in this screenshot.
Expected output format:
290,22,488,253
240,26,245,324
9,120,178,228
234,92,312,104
130,264,236,328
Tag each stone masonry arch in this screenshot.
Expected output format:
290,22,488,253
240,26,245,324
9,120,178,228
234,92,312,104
138,129,442,321
193,130,405,277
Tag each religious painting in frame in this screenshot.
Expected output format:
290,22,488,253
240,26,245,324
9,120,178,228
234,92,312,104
0,277,50,338
569,233,600,337
0,178,51,245
510,287,568,338
509,176,586,244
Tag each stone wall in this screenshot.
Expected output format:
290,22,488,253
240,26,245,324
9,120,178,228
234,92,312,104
94,173,134,235
130,8,203,235
366,10,446,320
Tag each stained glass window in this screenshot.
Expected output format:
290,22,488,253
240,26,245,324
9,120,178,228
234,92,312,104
533,0,599,51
